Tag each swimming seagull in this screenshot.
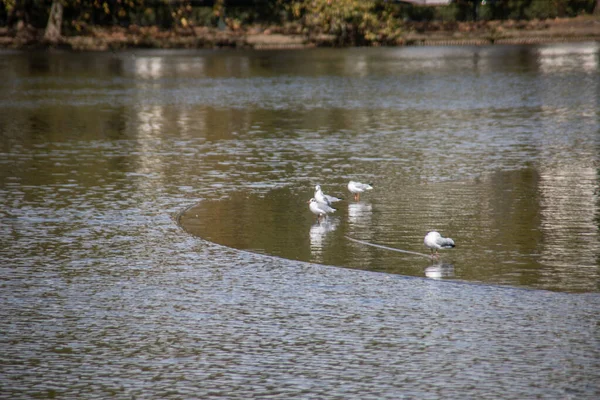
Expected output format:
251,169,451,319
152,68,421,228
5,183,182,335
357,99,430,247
308,198,336,220
314,184,342,206
424,231,455,259
347,181,373,201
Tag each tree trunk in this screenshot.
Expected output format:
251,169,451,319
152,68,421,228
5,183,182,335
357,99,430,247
595,0,600,15
44,0,63,43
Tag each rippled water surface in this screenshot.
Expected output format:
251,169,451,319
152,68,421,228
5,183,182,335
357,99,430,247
1,45,599,398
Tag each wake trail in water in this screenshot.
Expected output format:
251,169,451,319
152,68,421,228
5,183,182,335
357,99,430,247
345,236,432,259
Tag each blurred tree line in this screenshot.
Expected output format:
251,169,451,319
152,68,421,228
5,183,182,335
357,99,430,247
0,0,598,43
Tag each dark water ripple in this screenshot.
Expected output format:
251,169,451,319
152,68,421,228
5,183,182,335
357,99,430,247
2,244,599,398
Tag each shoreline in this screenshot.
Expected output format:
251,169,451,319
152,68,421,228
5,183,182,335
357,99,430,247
1,15,598,51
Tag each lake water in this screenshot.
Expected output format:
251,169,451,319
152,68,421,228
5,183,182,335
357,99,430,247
1,44,599,398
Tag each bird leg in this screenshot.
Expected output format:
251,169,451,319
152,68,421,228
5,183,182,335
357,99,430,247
354,193,360,201
430,249,439,260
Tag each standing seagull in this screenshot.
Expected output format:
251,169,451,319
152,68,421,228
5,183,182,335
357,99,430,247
347,181,373,201
314,184,342,206
308,198,336,221
424,231,455,259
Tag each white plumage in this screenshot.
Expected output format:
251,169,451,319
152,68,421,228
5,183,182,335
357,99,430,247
308,198,336,220
314,184,341,206
347,181,373,201
424,231,455,258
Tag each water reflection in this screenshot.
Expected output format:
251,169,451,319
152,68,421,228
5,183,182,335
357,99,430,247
309,218,340,263
179,162,599,292
425,263,455,280
134,56,165,79
537,160,600,291
1,44,599,294
537,42,599,73
348,201,373,226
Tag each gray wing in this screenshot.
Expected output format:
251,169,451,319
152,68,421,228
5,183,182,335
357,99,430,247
437,237,455,248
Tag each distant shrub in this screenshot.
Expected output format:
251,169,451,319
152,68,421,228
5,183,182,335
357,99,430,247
288,0,401,45
524,0,597,19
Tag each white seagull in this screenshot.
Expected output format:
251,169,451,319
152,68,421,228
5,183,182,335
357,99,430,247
308,198,336,220
424,231,455,258
314,184,342,206
347,181,373,201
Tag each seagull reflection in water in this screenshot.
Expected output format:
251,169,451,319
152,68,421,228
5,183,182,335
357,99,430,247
309,218,340,262
348,202,373,225
424,263,455,280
